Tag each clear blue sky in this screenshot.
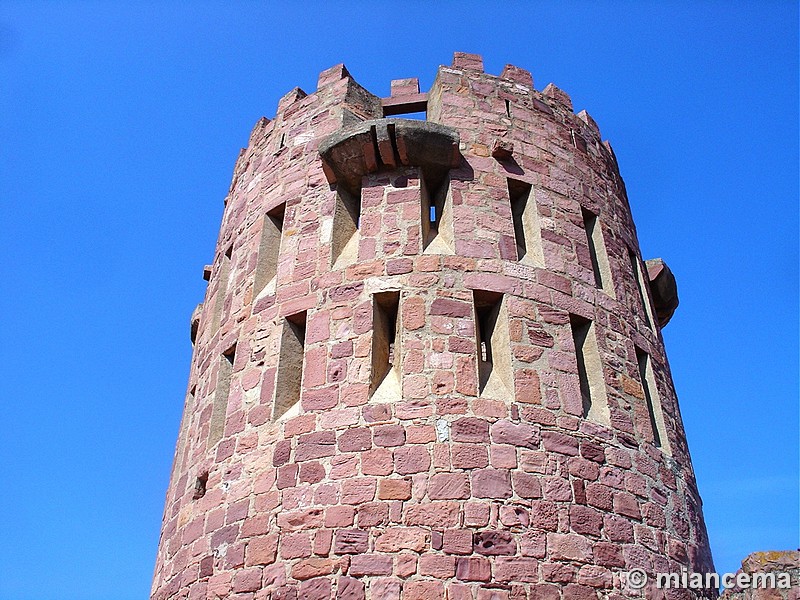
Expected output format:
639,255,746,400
0,2,796,599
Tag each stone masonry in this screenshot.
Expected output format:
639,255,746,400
151,53,715,599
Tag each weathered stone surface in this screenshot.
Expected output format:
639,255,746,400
153,52,714,600
645,258,679,327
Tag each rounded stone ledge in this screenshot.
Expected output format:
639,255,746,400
318,118,461,193
645,258,679,327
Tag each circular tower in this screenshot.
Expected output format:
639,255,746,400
152,52,714,600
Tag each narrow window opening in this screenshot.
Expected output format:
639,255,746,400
210,245,232,332
422,174,455,255
507,179,544,265
505,99,511,117
582,208,615,297
254,203,286,296
570,315,609,424
279,133,285,149
370,292,402,402
629,247,654,328
273,311,307,420
172,387,195,478
193,472,208,500
331,187,361,268
473,291,513,399
208,344,236,447
636,348,670,453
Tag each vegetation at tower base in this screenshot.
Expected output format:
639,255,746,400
151,52,717,599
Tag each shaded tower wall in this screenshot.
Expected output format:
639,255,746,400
152,53,713,600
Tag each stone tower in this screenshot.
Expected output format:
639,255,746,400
152,52,714,600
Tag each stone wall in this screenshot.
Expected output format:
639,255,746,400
152,52,714,600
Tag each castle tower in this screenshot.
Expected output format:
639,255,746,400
152,53,714,599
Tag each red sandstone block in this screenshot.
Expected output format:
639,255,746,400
494,557,540,582
452,444,489,469
577,564,613,589
471,468,513,499
329,454,359,479
563,584,598,600
291,557,335,580
474,530,517,555
313,529,333,555
395,552,417,577
528,501,559,531
405,502,460,528
341,478,377,505
333,529,369,554
375,527,428,552
245,533,278,566
451,417,490,443
585,483,613,510
418,555,456,578
570,505,603,537
401,298,425,334
396,580,443,600
357,502,389,528
295,431,336,461
463,502,490,527
272,439,292,466
338,427,372,452
378,478,412,500
232,568,262,592
337,576,366,600
542,562,577,584
302,386,338,411
299,462,325,484
568,457,599,481
348,554,393,576
394,446,431,475
499,505,530,527
369,577,401,600
543,476,573,501
602,514,633,543
284,413,316,437
373,424,406,447
428,473,470,500
548,533,593,563
281,532,312,559
390,77,420,97
298,577,332,600
361,448,393,476
491,420,540,448
512,472,542,499
406,424,436,444
613,492,641,520
442,529,473,555
541,430,579,455
324,505,355,528
455,557,491,582
314,483,339,505
430,297,472,317
452,51,484,71
277,507,324,530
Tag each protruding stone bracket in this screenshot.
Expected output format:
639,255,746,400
318,119,461,194
382,93,428,116
491,139,514,161
645,258,679,327
202,265,212,281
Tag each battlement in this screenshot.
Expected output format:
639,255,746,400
152,53,709,600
